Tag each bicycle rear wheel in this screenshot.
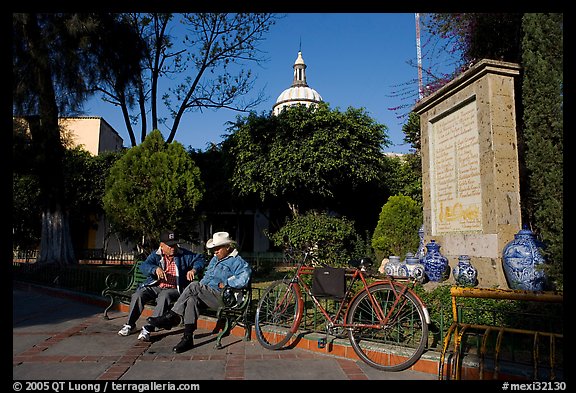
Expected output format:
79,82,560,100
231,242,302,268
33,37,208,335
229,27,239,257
347,282,428,371
254,279,300,350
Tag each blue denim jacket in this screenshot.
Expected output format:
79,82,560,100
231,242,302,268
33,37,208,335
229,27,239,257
200,249,251,291
139,247,206,293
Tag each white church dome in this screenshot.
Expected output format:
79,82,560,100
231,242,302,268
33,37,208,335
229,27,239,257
272,51,323,115
275,86,323,108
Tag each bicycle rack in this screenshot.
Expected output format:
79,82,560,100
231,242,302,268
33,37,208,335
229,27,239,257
438,287,563,380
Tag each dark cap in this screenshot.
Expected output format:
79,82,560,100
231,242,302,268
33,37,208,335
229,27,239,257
160,230,178,246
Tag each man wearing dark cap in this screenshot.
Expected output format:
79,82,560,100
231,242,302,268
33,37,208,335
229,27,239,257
117,230,206,342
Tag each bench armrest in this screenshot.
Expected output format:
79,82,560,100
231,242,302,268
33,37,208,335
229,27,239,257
103,272,132,292
102,261,144,294
220,284,251,309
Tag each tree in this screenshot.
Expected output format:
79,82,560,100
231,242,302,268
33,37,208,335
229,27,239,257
13,14,74,265
372,194,423,262
93,13,279,147
13,13,145,265
521,13,563,288
81,13,148,147
103,130,204,255
226,103,390,218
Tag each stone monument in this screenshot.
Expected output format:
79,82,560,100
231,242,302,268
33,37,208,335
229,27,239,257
413,59,522,288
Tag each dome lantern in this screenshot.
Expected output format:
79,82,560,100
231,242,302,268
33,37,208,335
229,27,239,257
273,50,323,116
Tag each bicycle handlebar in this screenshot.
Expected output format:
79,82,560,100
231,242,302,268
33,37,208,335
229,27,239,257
283,242,376,273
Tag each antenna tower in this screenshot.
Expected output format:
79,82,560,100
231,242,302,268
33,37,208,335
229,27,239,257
415,13,423,99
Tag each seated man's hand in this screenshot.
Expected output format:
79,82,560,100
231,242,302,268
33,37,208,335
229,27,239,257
186,269,196,281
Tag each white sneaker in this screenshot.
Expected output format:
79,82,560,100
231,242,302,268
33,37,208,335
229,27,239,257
118,324,133,336
138,327,151,342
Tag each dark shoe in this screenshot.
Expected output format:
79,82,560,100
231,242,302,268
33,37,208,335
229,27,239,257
147,311,180,330
173,333,194,353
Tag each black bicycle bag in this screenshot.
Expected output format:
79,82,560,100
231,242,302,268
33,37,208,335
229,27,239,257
311,266,346,300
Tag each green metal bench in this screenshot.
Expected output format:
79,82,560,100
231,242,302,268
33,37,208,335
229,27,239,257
102,261,149,319
101,261,252,349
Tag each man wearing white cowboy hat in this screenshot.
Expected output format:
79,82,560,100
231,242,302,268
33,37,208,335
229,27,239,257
147,231,252,353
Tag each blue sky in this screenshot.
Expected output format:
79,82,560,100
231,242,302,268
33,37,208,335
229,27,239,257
84,13,453,154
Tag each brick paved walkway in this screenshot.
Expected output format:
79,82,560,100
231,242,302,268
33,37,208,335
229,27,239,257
13,282,437,381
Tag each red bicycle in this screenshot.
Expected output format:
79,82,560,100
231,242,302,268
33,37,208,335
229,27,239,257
254,244,431,371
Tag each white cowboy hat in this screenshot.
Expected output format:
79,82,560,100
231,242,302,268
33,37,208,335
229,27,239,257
206,232,234,249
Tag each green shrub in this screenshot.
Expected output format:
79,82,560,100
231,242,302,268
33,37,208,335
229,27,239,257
371,194,422,261
269,210,359,267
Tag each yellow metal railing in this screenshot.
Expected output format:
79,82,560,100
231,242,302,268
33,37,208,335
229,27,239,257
438,287,563,380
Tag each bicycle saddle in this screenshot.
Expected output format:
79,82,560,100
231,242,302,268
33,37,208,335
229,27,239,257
348,257,373,269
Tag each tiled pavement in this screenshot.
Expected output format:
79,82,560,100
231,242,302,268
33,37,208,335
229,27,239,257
13,282,438,382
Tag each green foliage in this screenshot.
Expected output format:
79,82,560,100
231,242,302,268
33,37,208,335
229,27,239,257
12,174,42,249
63,148,119,213
13,120,41,249
63,148,123,249
415,283,563,340
381,154,422,205
226,103,390,213
189,144,235,213
399,154,423,204
269,211,360,267
103,130,204,251
12,129,122,250
422,13,523,80
412,284,451,332
520,13,563,290
351,230,377,262
402,112,421,151
371,194,422,261
396,112,423,204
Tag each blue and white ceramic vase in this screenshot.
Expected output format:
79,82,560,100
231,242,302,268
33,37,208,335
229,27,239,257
405,252,426,283
385,255,408,278
422,240,450,282
416,224,426,260
452,255,478,287
502,226,546,291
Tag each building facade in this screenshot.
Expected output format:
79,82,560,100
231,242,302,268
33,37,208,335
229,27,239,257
59,117,123,155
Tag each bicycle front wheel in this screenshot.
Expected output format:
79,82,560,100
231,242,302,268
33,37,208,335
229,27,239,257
347,282,428,372
254,279,300,350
